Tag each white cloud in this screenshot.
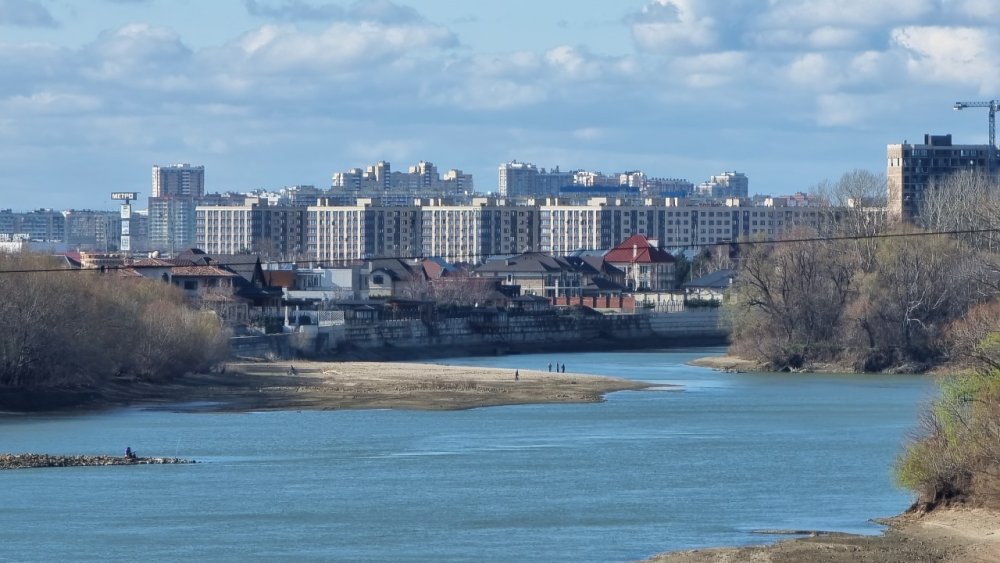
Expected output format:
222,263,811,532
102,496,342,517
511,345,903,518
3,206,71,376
671,51,750,88
815,93,877,126
223,21,457,73
545,46,600,80
891,25,1000,92
787,53,838,90
628,0,721,53
761,0,935,28
82,23,193,84
1,91,101,114
807,27,863,49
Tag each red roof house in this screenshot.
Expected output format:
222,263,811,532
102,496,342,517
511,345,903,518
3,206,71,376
604,234,676,291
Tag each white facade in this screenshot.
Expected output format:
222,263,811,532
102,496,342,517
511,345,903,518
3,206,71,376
194,195,833,264
197,205,254,254
309,198,421,262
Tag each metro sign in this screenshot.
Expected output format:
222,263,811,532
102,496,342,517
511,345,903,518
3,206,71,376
111,192,139,200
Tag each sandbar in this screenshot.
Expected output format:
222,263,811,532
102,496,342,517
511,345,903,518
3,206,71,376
83,361,653,412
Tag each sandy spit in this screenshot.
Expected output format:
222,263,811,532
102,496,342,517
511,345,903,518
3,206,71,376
87,361,653,413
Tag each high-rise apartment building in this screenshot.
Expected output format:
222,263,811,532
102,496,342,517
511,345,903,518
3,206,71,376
0,209,65,242
420,198,538,263
498,161,571,198
499,161,695,200
498,161,539,197
695,172,748,199
149,196,197,253
309,198,422,262
199,197,829,266
152,164,205,197
887,134,991,220
149,163,205,253
63,210,120,251
332,161,471,198
196,198,308,258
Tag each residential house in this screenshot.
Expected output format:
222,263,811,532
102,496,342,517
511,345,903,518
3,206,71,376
473,252,582,298
682,268,734,303
603,234,676,291
366,258,429,299
173,249,284,309
564,254,626,296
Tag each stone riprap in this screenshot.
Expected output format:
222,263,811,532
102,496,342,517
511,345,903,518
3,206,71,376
0,453,194,470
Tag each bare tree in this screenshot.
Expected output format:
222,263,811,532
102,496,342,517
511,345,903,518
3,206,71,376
921,169,1000,253
844,227,983,370
812,169,889,273
0,252,228,389
728,229,854,367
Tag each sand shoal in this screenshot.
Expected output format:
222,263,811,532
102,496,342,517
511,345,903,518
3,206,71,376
96,360,652,412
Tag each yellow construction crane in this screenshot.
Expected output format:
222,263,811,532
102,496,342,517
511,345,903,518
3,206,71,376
953,100,999,172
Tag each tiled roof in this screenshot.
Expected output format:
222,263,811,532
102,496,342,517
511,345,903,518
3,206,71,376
475,253,574,274
604,234,675,264
170,266,239,277
129,258,174,267
369,258,425,282
683,268,735,289
114,268,146,278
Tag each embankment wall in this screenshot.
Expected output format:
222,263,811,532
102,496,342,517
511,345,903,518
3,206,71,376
231,309,727,361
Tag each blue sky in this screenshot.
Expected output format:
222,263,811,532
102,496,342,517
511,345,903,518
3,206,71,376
1,0,998,211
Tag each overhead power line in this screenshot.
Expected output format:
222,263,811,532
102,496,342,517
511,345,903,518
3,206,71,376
0,226,998,276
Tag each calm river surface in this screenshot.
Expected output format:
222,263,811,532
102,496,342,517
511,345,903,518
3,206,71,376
0,347,934,562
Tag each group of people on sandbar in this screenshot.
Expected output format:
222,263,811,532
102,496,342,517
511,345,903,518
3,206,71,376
514,361,569,381
124,446,137,460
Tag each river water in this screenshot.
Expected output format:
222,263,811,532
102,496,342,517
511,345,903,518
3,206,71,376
0,347,934,562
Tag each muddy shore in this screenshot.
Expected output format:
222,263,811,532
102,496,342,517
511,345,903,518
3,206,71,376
646,507,1000,563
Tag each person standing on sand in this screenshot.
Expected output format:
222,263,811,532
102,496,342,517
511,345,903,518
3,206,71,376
561,364,566,373
548,362,552,372
515,370,519,381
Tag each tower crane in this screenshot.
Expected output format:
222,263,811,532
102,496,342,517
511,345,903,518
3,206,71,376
953,100,999,173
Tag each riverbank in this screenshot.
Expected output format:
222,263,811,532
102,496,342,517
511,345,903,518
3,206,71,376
0,361,651,413
646,506,1000,562
688,354,766,372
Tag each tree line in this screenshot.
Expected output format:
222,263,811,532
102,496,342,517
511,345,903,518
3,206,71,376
0,253,229,388
725,168,1000,508
726,169,997,373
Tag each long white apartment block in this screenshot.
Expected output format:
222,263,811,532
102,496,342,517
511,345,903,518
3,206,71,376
309,198,422,262
197,204,254,255
420,197,538,263
196,195,832,264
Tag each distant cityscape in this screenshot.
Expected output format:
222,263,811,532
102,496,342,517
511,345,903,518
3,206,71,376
0,132,992,263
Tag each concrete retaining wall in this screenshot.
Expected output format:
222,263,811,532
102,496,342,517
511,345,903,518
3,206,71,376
235,309,729,360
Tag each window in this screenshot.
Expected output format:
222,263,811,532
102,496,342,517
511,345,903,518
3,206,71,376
372,274,384,284
183,280,197,291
